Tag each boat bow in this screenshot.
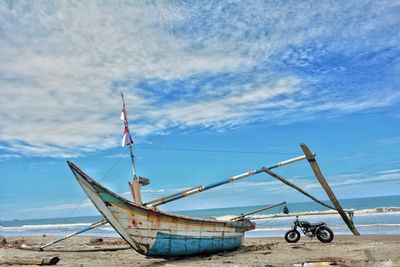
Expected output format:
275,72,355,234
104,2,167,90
68,161,254,257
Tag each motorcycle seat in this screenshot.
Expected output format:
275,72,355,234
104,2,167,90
301,221,325,227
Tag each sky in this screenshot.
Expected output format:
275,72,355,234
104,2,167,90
0,1,399,220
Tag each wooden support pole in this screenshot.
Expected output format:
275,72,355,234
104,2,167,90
262,168,335,210
300,143,360,236
121,92,142,204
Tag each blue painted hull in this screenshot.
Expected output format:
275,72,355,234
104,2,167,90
147,232,243,257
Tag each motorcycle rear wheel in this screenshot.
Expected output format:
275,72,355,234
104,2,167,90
284,230,301,243
316,226,334,243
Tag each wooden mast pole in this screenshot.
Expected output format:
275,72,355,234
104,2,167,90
300,143,360,236
121,92,142,204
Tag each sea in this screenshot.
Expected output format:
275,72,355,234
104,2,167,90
1,195,399,238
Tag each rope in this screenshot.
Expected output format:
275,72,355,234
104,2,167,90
136,146,298,155
249,206,285,226
48,150,129,237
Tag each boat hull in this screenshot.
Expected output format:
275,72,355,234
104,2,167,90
68,161,255,257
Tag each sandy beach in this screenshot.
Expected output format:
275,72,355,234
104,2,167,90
0,235,399,266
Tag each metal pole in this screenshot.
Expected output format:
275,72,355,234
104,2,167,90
145,155,307,207
39,220,108,250
231,201,287,221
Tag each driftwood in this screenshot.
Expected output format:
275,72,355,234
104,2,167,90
19,243,130,253
0,256,59,266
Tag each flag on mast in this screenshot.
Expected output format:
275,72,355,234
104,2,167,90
121,103,134,147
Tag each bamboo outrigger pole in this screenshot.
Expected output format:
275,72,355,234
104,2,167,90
144,155,307,207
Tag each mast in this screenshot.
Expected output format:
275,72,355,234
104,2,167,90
120,92,142,204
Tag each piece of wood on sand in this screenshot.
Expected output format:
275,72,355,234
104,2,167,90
300,143,360,236
0,256,60,266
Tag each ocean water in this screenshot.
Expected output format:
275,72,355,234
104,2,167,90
1,195,399,238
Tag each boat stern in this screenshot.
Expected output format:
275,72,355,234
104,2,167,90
232,218,256,232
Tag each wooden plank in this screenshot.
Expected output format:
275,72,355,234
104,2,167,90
0,256,59,265
300,143,360,236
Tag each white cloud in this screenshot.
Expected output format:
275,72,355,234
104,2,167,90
147,78,301,128
0,2,258,157
0,1,399,157
0,153,21,161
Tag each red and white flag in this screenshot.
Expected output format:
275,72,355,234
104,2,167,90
121,104,134,147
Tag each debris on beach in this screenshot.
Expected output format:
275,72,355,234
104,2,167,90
292,257,384,267
240,242,279,253
0,256,60,266
0,238,26,249
100,238,128,246
89,238,103,244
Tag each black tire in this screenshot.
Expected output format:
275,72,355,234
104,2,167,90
316,226,334,243
285,230,301,243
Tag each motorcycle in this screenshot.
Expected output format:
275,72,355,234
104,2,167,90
285,216,334,243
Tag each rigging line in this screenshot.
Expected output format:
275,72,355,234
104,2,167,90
49,150,129,237
99,149,130,181
136,146,298,155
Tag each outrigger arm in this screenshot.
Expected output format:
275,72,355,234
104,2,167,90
144,154,308,207
230,201,287,221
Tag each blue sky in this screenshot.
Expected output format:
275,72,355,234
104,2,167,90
0,1,399,220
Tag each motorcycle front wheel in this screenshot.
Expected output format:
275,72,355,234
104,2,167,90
284,230,301,243
316,226,334,243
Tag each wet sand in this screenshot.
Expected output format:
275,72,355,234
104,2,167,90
0,235,399,266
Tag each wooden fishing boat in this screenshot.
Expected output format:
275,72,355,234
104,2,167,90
48,93,359,258
68,161,255,257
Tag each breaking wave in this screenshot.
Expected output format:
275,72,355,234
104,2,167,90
214,207,400,221
1,206,399,237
